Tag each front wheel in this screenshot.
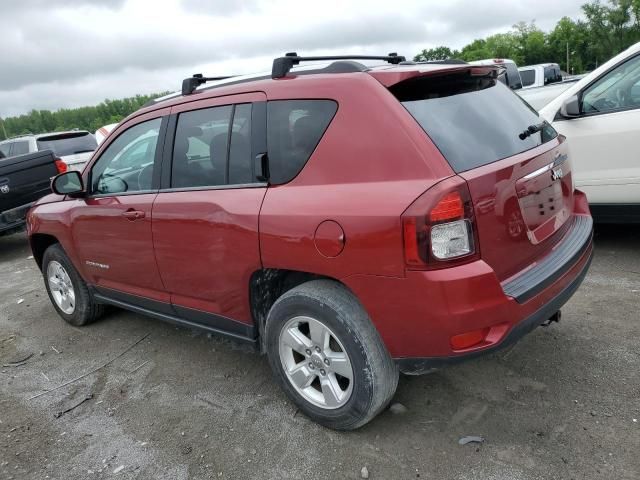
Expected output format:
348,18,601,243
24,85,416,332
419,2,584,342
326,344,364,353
42,244,104,326
265,280,398,430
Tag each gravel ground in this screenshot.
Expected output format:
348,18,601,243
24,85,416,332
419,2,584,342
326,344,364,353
0,227,638,480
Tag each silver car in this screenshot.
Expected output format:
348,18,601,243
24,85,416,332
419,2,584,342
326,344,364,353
0,131,97,171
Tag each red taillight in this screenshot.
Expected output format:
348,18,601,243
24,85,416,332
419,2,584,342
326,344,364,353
54,159,67,173
430,191,463,222
401,177,479,270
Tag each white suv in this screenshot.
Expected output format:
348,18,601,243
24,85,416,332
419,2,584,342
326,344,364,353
539,42,640,223
0,131,97,171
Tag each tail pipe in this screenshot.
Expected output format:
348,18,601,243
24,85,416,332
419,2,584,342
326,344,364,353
540,310,561,327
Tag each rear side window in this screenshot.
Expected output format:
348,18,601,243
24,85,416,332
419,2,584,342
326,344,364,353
520,69,535,87
391,73,557,173
267,100,338,184
171,103,254,188
12,141,29,155
37,132,97,157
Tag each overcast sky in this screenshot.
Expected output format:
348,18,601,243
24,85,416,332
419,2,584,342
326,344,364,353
0,0,586,118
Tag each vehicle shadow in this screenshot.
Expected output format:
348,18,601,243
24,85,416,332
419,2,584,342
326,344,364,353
0,231,30,263
593,222,640,250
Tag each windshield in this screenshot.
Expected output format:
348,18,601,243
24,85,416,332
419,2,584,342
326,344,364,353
37,132,97,157
390,72,557,172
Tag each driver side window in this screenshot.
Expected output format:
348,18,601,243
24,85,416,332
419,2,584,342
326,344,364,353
90,118,162,195
582,54,640,114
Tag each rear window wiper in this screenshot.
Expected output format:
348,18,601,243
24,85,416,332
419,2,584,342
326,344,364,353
73,149,95,154
518,122,546,140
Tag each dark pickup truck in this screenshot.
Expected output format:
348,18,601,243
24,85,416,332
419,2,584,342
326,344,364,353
0,150,58,236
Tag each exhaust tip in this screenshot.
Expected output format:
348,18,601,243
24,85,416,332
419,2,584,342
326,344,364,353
541,310,561,327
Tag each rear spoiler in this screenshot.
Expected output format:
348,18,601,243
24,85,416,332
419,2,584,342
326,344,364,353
369,65,502,87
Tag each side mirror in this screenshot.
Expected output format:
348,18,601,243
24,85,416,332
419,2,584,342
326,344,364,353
51,171,84,196
560,94,581,118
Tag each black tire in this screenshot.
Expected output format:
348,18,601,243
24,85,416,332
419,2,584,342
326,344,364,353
42,244,104,327
265,280,398,430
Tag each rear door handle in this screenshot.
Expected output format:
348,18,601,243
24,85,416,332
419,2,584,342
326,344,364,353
122,209,145,220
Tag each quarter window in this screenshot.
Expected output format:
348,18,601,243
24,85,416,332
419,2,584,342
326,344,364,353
90,118,161,195
267,100,338,184
171,103,254,188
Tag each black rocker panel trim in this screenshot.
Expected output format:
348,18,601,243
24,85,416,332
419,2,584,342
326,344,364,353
91,286,256,344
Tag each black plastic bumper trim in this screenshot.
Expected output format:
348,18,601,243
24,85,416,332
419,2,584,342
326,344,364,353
502,215,593,303
396,246,593,375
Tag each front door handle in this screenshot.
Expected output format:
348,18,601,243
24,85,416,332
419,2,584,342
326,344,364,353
122,209,145,221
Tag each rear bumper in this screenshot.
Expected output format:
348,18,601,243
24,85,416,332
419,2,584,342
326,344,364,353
343,213,594,371
396,245,592,374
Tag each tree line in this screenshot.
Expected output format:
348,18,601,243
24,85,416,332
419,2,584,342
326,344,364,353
0,93,168,141
414,0,640,73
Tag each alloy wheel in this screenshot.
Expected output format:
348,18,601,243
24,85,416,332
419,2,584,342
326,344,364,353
47,261,76,315
278,315,354,409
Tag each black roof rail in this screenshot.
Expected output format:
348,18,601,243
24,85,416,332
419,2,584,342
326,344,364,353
272,52,406,79
182,73,236,95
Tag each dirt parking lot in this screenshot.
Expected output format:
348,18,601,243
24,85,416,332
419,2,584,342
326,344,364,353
0,227,638,480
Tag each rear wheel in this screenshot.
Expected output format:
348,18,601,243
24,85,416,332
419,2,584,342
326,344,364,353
265,280,398,430
42,244,104,326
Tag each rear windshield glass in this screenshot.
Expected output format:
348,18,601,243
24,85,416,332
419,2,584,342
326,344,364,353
391,72,557,172
37,132,97,157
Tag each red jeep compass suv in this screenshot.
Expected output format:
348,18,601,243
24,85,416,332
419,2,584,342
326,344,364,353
27,53,593,430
